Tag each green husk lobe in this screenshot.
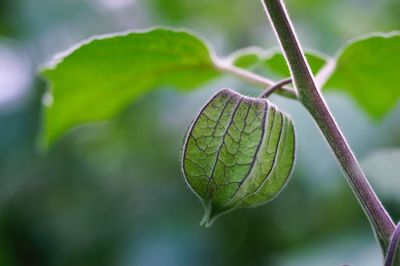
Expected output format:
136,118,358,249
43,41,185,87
182,89,295,226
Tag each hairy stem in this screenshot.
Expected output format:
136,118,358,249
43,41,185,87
262,0,395,251
214,61,297,99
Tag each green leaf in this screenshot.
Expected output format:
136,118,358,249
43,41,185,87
40,28,219,146
232,48,327,79
264,51,326,79
325,33,400,118
182,89,296,226
231,47,264,69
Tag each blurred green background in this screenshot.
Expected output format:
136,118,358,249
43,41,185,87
0,0,400,265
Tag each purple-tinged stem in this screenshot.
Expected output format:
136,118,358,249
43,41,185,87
385,223,400,266
262,0,395,252
259,78,292,98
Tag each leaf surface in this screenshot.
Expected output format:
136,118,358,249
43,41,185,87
182,89,295,226
41,28,219,146
325,33,400,118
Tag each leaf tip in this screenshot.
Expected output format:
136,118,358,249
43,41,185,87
200,202,229,228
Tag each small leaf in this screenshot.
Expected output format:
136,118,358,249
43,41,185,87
325,33,400,118
232,47,264,69
264,51,326,79
40,28,219,147
182,89,295,226
231,48,327,79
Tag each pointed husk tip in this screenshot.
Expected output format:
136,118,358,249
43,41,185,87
200,202,231,228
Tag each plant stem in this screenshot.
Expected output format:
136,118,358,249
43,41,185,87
214,62,297,99
259,78,292,98
385,223,400,266
262,0,395,251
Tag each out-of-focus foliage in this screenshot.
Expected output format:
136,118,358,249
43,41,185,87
0,0,400,266
231,34,400,120
42,30,400,146
325,33,400,118
263,52,326,80
362,149,400,203
232,49,327,79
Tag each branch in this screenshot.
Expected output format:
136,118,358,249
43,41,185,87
262,0,395,252
259,78,292,98
214,61,297,99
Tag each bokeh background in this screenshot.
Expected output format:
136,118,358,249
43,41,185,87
1,0,400,265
